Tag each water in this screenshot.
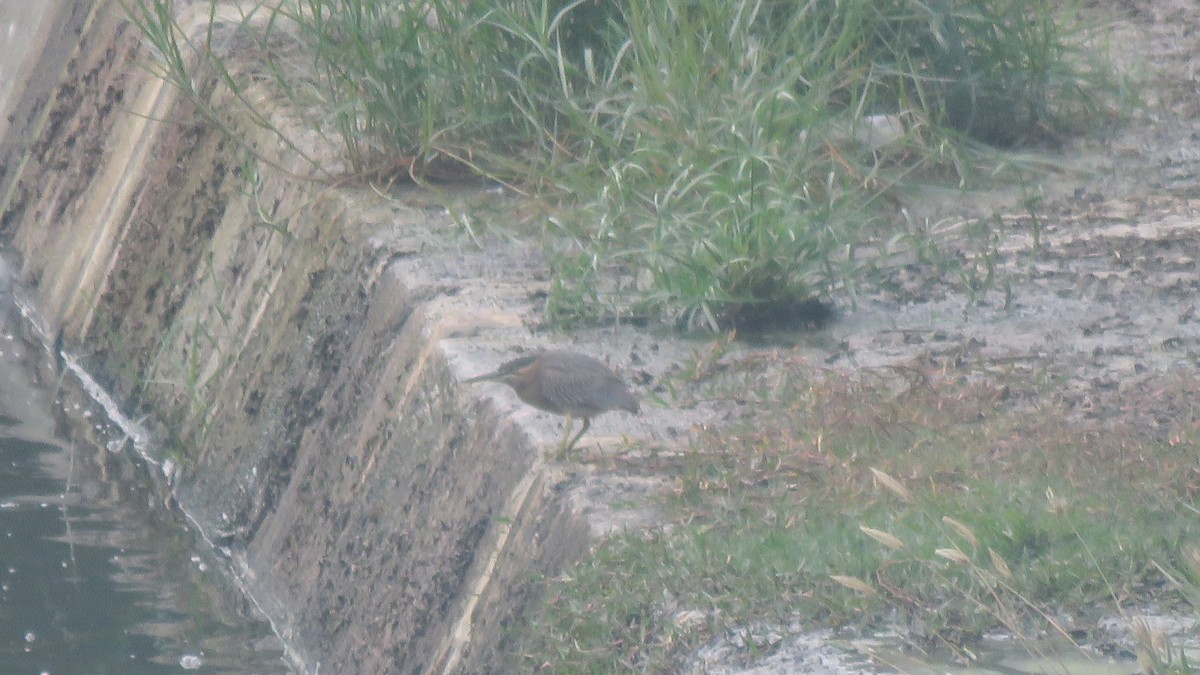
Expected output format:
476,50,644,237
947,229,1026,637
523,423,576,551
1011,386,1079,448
0,299,288,673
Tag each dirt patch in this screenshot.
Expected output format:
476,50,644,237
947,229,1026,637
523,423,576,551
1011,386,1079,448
814,0,1200,433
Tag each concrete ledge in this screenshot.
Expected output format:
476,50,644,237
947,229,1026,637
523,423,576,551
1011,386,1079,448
0,3,685,672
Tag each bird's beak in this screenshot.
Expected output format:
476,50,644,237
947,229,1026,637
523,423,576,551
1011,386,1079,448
463,371,499,384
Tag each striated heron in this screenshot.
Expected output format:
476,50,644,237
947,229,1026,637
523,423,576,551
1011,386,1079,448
465,350,640,455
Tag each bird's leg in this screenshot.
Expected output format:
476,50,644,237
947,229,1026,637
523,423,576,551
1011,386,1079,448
554,416,575,457
557,417,590,459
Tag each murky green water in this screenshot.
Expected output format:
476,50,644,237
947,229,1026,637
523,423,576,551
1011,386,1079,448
0,303,288,673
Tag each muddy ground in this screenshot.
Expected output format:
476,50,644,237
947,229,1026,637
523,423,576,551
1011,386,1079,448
813,0,1200,433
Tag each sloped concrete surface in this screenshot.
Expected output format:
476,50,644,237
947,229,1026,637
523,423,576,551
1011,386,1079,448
0,3,697,672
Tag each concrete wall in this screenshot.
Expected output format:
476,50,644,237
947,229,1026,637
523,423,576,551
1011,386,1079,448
0,0,101,215
0,3,649,672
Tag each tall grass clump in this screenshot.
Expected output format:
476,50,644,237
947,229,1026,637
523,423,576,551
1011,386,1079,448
536,0,1123,329
296,0,577,181
129,0,1125,330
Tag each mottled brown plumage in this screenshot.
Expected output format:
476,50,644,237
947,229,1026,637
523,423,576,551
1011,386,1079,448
465,350,640,454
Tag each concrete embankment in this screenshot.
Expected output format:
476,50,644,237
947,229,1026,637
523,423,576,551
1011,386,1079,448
0,3,679,672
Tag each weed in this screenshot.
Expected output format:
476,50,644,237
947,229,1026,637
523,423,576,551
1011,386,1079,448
125,0,1129,330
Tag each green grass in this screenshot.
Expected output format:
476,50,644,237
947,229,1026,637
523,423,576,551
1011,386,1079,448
515,363,1200,671
126,0,1130,331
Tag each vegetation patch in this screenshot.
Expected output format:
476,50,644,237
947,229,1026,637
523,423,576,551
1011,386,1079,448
126,0,1128,330
516,360,1200,671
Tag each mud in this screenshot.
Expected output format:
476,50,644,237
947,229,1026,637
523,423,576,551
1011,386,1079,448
821,0,1200,432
